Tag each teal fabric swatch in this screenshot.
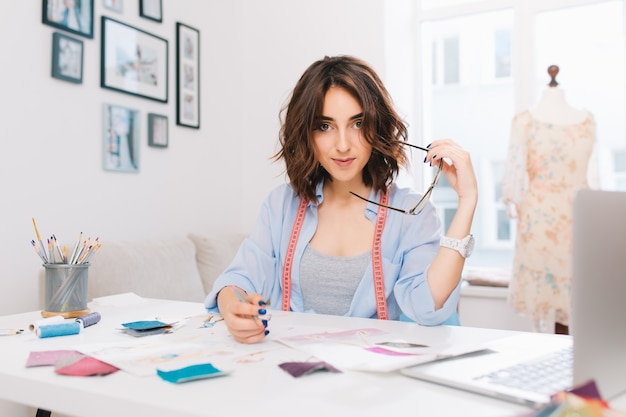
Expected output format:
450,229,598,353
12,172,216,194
157,363,228,383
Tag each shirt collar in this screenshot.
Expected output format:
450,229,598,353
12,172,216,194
364,188,382,219
315,180,324,204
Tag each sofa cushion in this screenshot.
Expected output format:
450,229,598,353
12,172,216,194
187,232,246,294
88,236,205,303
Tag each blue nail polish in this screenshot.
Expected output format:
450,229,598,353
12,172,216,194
423,157,427,163
258,309,267,315
427,143,432,148
262,319,268,327
258,300,266,306
432,154,437,159
264,330,270,336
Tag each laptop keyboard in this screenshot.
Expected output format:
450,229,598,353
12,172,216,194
474,346,573,395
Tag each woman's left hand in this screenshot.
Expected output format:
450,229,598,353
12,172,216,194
425,139,478,206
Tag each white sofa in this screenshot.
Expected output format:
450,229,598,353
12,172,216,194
86,232,247,303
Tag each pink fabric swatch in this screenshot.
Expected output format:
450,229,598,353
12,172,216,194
364,346,416,356
26,350,81,367
54,353,119,376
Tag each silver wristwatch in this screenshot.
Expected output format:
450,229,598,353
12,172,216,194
440,234,474,258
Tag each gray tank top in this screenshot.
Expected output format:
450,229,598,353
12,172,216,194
299,244,371,316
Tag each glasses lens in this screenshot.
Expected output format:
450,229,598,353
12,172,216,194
407,184,432,215
407,159,441,215
432,159,443,185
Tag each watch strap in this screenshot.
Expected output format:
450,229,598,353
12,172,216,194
440,234,473,258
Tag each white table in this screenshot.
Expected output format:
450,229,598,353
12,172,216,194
0,296,597,417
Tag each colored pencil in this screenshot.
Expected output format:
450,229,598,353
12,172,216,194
31,218,48,263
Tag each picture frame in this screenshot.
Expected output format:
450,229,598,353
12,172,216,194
42,0,94,39
51,31,83,84
176,22,200,129
139,0,162,22
103,0,123,13
103,103,140,173
148,113,168,148
101,16,168,103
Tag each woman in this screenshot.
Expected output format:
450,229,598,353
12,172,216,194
205,55,478,344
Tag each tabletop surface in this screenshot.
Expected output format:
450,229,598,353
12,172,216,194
0,294,592,417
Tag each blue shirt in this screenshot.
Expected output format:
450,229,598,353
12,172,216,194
204,181,462,324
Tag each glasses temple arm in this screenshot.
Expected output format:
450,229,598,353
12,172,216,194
402,142,429,152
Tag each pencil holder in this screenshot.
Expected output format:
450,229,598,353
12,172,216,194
42,263,90,318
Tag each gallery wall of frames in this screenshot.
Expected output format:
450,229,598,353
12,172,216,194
43,0,200,173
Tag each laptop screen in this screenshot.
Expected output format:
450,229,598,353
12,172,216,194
572,189,626,400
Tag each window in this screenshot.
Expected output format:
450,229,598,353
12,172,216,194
534,1,625,192
386,0,625,268
422,9,516,267
494,29,511,79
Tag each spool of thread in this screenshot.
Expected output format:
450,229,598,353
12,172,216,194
36,322,81,338
76,312,101,328
29,316,65,332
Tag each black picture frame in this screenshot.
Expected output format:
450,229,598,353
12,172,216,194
148,113,168,148
139,0,162,22
51,32,83,84
103,103,140,173
100,16,168,103
42,0,94,39
176,22,200,129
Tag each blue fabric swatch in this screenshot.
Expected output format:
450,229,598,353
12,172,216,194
157,363,228,383
121,320,169,330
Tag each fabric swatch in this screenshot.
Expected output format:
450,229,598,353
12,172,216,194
54,353,118,376
157,363,228,383
364,346,417,356
278,361,341,378
26,350,81,367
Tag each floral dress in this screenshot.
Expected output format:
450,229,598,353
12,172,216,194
502,110,596,326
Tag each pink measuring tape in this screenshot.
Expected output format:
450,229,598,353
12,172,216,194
281,192,390,319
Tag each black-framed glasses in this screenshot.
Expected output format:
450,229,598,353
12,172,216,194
350,143,443,215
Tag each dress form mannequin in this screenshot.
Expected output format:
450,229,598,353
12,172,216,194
530,67,584,334
530,65,587,125
502,65,597,336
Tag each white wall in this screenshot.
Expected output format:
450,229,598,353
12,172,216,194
0,0,387,319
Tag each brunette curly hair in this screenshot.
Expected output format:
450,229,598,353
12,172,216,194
274,55,410,202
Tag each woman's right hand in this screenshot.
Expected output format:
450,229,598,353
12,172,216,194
217,286,268,344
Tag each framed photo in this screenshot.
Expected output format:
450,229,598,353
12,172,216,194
103,0,123,13
101,17,168,103
42,0,94,39
51,32,83,83
103,103,140,173
139,0,162,22
148,113,168,148
176,23,200,128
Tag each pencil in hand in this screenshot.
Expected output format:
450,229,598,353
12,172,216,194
231,286,266,328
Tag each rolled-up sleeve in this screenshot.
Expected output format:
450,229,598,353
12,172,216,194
385,191,460,325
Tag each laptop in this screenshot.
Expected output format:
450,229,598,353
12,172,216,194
400,189,626,407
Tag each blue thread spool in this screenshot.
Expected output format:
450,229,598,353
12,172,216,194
36,322,81,338
29,315,65,332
